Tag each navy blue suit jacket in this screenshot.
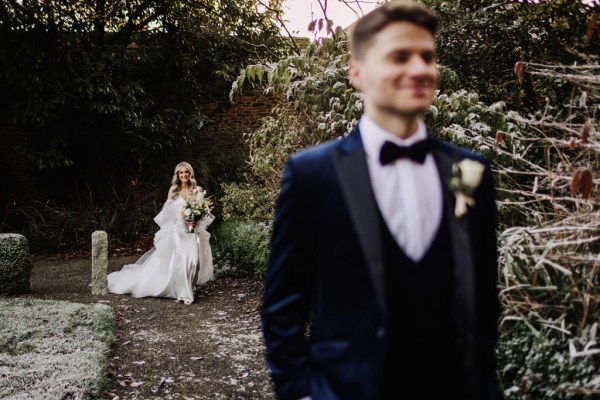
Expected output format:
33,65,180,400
261,127,501,400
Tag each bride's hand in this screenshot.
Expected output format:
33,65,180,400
184,220,196,227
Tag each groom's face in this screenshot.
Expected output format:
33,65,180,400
350,21,438,119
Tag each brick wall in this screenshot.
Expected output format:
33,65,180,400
195,88,279,180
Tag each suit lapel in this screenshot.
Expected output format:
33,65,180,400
332,128,387,317
431,141,476,335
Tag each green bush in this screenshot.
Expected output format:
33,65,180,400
10,184,162,254
220,181,276,223
213,220,271,281
498,323,600,399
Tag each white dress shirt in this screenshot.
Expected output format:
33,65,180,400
359,116,443,262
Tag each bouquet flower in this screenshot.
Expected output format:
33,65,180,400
182,187,213,233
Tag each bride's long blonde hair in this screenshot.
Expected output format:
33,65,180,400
170,161,198,199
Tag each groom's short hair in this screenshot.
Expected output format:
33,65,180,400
350,1,439,60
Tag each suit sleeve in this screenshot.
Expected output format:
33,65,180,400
474,162,503,399
261,158,313,400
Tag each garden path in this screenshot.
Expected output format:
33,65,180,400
27,256,275,399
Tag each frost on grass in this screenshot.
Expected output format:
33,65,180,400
0,298,114,399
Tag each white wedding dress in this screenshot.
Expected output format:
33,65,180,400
107,196,213,302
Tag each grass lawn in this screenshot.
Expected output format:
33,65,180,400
0,297,114,399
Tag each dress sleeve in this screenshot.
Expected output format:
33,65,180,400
153,199,175,229
152,200,178,248
193,212,214,285
194,224,214,285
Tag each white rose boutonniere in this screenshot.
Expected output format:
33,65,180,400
448,159,485,218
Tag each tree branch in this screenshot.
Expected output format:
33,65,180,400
255,0,302,56
108,0,156,45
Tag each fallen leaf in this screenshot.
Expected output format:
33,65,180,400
586,14,597,41
582,118,591,143
514,61,524,84
151,377,166,393
571,168,594,199
103,390,119,400
495,131,504,146
581,169,593,199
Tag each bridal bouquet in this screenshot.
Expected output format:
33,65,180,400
182,187,213,233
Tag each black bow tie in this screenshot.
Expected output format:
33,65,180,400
379,139,431,165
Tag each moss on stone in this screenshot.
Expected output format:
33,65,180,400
0,233,33,295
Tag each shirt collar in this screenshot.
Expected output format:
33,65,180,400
359,115,428,161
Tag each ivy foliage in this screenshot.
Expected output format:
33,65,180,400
227,27,358,221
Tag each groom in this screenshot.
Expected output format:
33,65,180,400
261,2,502,399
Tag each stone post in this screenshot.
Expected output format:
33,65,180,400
0,233,33,294
91,231,108,295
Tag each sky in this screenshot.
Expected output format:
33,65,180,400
282,0,379,38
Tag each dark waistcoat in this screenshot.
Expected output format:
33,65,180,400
380,211,466,398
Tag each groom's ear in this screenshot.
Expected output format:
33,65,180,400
348,58,363,91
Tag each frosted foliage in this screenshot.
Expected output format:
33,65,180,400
0,298,114,399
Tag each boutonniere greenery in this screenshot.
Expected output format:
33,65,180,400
448,159,485,218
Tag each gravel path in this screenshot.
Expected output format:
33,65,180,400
24,256,276,399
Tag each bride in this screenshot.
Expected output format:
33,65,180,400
108,161,214,305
